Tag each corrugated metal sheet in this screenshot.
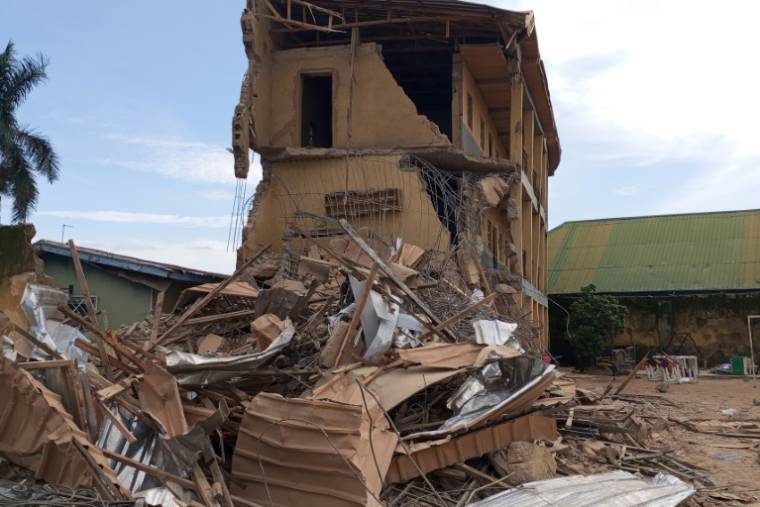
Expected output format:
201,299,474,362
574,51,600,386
468,470,694,507
548,209,760,294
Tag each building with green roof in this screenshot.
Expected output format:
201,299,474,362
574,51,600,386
548,209,760,365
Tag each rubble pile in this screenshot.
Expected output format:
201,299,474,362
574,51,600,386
0,220,703,506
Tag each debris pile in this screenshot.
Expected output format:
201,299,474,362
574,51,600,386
0,221,703,506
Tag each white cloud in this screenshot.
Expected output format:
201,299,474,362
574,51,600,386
655,160,760,215
102,134,263,185
78,238,236,274
37,210,230,228
614,184,642,197
198,189,234,201
502,0,760,213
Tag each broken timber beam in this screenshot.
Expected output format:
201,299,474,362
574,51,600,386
151,244,271,350
68,239,112,379
338,219,455,340
613,353,650,396
9,322,64,360
335,265,378,367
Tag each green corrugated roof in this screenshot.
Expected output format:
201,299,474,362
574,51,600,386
548,209,760,294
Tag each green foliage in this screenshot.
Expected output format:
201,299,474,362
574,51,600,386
0,40,59,223
568,284,627,370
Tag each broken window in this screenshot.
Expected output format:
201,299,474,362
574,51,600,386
301,74,333,148
324,189,402,219
68,295,98,317
466,93,473,130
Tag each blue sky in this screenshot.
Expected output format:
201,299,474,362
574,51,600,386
3,0,759,273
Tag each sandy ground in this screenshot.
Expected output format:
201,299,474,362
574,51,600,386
568,372,760,500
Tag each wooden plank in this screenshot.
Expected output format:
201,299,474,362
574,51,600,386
210,459,235,507
192,463,221,507
61,306,149,371
258,13,344,33
68,240,113,379
101,448,196,489
75,339,139,375
10,322,64,360
72,441,123,501
97,375,141,401
149,290,165,346
17,359,72,370
183,309,258,326
613,353,650,396
68,240,99,326
66,361,91,437
335,265,378,367
94,395,137,444
152,244,271,349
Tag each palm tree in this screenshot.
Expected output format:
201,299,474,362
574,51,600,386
0,40,59,223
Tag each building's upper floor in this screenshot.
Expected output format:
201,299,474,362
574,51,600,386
233,0,561,186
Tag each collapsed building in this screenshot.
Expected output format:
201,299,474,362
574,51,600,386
1,1,730,506
231,0,560,345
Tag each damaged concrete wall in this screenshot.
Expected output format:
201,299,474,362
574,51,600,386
613,294,760,364
550,293,760,366
0,225,48,332
261,43,450,150
240,154,452,256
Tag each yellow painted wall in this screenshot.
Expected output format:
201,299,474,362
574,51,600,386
255,43,450,150
244,155,451,254
460,61,507,159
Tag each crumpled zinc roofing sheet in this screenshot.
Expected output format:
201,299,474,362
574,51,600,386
469,470,694,507
0,360,128,496
548,209,760,294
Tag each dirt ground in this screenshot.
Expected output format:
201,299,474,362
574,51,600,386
569,371,760,502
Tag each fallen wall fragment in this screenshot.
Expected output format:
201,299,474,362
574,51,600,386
231,392,397,507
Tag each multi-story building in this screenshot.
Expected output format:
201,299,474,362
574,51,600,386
231,0,560,346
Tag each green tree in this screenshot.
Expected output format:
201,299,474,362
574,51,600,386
568,284,627,370
0,41,59,223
